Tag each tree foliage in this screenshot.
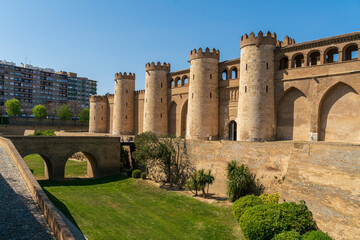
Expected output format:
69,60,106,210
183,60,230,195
56,104,72,120
5,98,21,117
226,161,253,202
133,132,193,188
79,108,89,122
32,104,47,119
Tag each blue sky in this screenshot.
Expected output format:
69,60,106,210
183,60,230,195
0,0,359,94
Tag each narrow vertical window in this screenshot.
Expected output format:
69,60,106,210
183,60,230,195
245,86,247,93
210,92,212,98
126,102,128,107
266,63,268,69
126,89,128,94
161,98,162,103
101,117,103,121
246,64,247,71
126,115,127,119
192,93,194,98
160,113,162,118
266,85,268,93
161,82,163,88
210,74,212,79
193,74,195,80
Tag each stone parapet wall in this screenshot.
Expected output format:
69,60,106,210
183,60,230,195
0,137,75,240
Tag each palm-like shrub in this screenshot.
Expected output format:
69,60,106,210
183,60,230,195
226,161,253,202
186,169,215,198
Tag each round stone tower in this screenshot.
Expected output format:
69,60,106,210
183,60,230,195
186,47,220,140
89,95,108,133
112,72,135,135
143,62,170,135
237,31,276,141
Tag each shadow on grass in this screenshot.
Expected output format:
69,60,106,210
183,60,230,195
42,188,82,231
38,174,128,187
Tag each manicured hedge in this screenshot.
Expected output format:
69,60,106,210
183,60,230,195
132,169,142,178
272,230,301,240
259,193,279,204
141,172,147,180
239,202,316,240
232,195,263,221
301,231,333,240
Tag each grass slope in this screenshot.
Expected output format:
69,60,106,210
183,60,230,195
40,175,242,240
24,154,87,179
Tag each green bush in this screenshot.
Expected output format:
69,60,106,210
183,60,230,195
301,231,333,240
272,230,301,240
126,170,133,178
141,172,147,180
226,161,253,202
29,130,56,136
239,202,316,240
232,195,263,221
260,193,280,204
132,169,142,178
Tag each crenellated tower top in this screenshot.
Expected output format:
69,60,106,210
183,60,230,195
90,95,108,102
115,72,135,80
240,31,277,48
190,47,220,61
145,62,171,72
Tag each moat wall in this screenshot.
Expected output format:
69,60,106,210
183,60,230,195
185,140,360,240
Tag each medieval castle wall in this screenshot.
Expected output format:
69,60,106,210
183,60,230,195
89,31,360,143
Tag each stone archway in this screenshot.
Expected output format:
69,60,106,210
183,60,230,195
319,82,360,142
276,87,310,140
229,120,237,141
168,101,177,136
181,100,188,137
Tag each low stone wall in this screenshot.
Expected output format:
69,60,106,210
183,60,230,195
185,140,360,240
0,124,88,135
0,137,75,240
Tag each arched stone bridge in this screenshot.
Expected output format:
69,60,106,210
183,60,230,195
5,136,130,180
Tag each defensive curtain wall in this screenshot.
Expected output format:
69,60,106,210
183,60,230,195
5,136,125,180
89,31,360,143
185,140,360,240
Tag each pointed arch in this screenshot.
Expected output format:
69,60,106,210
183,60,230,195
318,82,360,142
181,100,188,137
276,87,310,140
168,101,177,136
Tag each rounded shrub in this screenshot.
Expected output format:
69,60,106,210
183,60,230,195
232,195,263,221
301,231,333,240
141,172,147,180
132,169,142,178
239,202,316,240
272,230,301,240
260,193,280,204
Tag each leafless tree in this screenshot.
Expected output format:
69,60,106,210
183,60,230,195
45,102,60,119
67,100,82,118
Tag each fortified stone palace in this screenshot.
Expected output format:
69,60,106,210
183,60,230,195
89,31,360,142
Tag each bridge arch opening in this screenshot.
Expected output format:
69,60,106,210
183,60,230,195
64,151,97,178
23,153,52,180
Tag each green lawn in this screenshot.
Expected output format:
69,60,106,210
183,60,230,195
23,154,87,179
39,175,243,240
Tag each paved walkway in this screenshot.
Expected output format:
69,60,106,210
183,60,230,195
0,146,55,240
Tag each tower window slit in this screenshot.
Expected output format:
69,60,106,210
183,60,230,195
126,115,127,119
210,92,212,98
161,83,163,88
210,74,212,79
161,98,162,103
160,113,162,118
266,85,268,93
246,64,247,71
266,63,268,69
245,86,247,93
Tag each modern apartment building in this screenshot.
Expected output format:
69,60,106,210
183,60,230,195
57,71,97,108
0,60,97,109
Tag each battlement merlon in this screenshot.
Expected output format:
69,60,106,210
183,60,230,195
190,47,220,61
145,62,171,72
90,95,109,102
240,31,277,48
115,72,135,80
